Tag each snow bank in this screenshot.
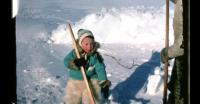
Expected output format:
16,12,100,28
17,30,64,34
50,7,174,48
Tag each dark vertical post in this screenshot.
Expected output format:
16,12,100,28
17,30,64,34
0,0,16,103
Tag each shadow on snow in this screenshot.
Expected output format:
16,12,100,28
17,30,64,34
111,51,161,104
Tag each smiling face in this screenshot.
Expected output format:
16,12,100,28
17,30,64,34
80,37,94,53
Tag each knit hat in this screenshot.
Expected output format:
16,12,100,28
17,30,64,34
78,29,94,46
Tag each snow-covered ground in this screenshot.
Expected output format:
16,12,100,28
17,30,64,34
16,0,175,103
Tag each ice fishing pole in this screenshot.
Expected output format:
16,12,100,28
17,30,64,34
163,0,169,103
68,23,95,104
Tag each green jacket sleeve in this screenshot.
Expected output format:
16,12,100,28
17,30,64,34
64,50,79,70
94,53,107,81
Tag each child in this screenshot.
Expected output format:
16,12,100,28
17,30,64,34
63,29,111,104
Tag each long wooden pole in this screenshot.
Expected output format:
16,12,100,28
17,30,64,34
163,0,169,104
68,23,95,104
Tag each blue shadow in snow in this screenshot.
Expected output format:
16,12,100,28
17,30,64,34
111,52,161,104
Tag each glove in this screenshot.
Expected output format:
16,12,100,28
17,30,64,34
160,48,170,63
73,57,86,67
99,80,111,99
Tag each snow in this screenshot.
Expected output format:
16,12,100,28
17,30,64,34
50,7,175,46
16,0,175,103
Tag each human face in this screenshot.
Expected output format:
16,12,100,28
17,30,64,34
81,37,94,53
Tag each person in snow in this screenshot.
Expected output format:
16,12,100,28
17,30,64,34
63,29,111,104
160,0,189,104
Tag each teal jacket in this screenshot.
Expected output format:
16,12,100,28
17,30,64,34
64,42,107,82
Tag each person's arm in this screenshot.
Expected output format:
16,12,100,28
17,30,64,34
94,53,111,99
168,0,184,58
160,0,183,63
93,53,107,81
64,50,79,70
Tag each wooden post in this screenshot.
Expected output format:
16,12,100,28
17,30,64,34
163,0,169,104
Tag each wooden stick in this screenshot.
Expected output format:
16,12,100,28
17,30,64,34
163,0,169,104
68,23,95,104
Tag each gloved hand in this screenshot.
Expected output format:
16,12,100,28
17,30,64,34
73,57,86,67
99,80,111,99
160,48,170,63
